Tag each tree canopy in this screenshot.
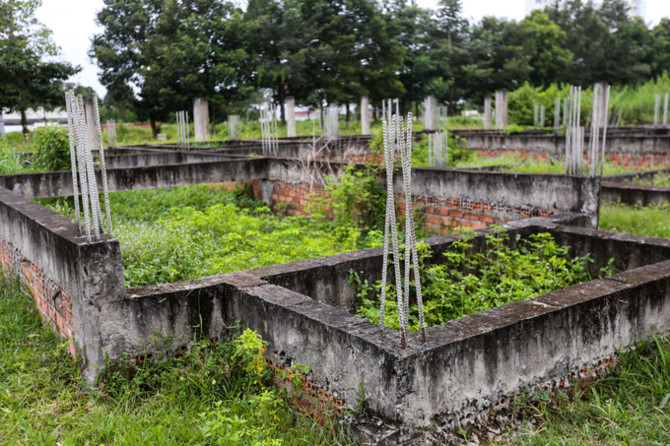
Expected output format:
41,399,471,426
90,0,670,122
0,0,78,137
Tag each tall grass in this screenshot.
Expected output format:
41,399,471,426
599,202,670,238
0,274,352,445
505,334,670,444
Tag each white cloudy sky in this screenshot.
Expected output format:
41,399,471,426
36,0,670,97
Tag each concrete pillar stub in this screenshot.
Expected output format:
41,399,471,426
193,98,210,142
361,96,370,135
84,100,100,152
0,112,5,139
424,95,436,130
484,95,492,130
286,97,296,137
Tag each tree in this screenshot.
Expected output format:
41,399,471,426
652,19,670,76
517,11,572,87
92,0,250,137
0,0,78,138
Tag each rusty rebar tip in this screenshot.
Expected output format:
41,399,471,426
400,331,406,349
422,328,427,343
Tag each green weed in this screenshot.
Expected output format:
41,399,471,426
0,274,352,445
353,228,601,330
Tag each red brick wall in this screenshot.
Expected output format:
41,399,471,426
242,180,551,235
270,182,327,216
0,237,76,357
396,194,550,235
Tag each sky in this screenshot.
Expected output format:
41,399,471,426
36,0,670,98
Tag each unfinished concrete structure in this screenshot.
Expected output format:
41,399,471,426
1,135,670,441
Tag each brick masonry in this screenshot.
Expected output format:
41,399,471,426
245,179,553,234
0,237,76,357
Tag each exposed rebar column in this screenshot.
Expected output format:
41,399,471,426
380,112,425,347
565,85,583,175
106,120,117,148
69,92,92,240
540,105,545,129
64,91,80,225
654,94,661,127
534,105,539,128
80,96,103,236
260,102,279,156
664,93,669,127
599,84,611,177
285,97,296,137
484,95,492,130
380,115,405,345
361,96,370,135
554,97,561,133
92,93,113,233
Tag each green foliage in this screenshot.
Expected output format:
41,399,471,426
42,183,382,288
0,274,350,444
508,73,670,126
307,164,386,240
31,125,71,171
353,228,599,330
0,139,28,174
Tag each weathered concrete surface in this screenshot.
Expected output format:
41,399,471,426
408,168,600,226
453,129,670,156
602,182,670,205
102,152,229,169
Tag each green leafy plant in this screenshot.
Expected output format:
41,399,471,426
32,125,71,171
353,228,609,330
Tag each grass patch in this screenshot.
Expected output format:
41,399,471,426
0,274,352,445
599,202,670,238
501,334,670,445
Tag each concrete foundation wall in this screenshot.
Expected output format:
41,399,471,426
0,159,269,198
0,186,125,380
121,219,670,428
455,130,670,167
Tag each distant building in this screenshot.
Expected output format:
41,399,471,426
525,0,646,20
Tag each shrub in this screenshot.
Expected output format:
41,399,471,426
32,125,71,171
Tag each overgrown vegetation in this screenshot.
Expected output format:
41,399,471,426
32,125,71,171
0,274,351,444
352,228,607,330
509,73,670,127
600,202,670,238
503,334,670,445
41,178,394,288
